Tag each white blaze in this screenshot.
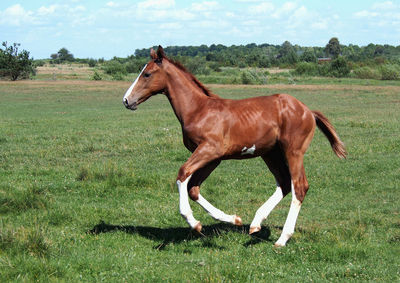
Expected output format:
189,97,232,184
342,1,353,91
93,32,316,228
123,64,147,102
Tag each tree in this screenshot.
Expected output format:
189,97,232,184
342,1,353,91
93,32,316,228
0,42,35,81
50,48,74,63
278,41,298,65
300,47,317,63
325,37,341,58
58,48,74,61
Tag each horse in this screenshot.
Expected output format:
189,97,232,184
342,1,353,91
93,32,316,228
122,46,346,247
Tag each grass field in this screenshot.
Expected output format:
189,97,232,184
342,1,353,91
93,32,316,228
0,78,399,281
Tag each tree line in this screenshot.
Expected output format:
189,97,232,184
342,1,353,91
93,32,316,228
1,38,400,80
134,38,400,67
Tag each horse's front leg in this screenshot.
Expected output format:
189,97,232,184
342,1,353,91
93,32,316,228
188,161,242,227
177,175,202,232
176,143,222,232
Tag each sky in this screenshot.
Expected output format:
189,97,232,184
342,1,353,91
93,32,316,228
1,0,399,59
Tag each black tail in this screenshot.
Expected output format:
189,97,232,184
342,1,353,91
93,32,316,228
312,111,347,159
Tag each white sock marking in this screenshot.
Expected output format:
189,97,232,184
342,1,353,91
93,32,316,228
250,187,283,228
241,144,256,155
176,175,199,228
123,64,147,102
196,194,235,224
275,182,302,246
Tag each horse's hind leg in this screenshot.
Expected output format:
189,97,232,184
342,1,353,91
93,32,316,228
188,160,242,226
274,157,308,247
274,130,314,246
249,146,291,234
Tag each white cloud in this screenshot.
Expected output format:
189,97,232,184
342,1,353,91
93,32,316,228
106,2,117,8
191,1,219,12
137,0,175,10
354,10,378,18
249,1,274,14
272,2,297,18
160,22,182,29
311,20,328,30
235,0,263,3
37,5,57,16
0,4,35,26
70,5,86,12
372,1,396,11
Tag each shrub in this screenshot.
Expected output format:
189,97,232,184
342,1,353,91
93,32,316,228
185,57,211,75
34,60,45,67
88,58,97,67
241,69,267,85
353,67,381,80
0,42,36,80
317,63,331,77
241,70,254,84
295,62,318,76
125,59,148,73
379,64,400,80
102,60,127,75
111,72,125,81
209,62,221,72
329,56,350,77
91,70,102,81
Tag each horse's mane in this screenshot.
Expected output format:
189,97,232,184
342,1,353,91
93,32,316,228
167,59,220,98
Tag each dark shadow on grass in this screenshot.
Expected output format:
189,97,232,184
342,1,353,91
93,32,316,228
88,220,272,249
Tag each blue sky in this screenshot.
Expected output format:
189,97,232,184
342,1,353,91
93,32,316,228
1,0,399,59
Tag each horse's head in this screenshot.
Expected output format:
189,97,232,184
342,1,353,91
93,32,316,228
123,46,168,111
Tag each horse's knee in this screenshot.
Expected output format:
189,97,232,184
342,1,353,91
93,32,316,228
188,186,200,201
177,166,192,182
293,178,309,203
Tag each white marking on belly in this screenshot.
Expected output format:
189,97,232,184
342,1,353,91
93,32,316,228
123,64,147,102
241,144,256,155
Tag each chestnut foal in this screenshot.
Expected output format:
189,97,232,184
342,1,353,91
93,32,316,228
123,46,346,246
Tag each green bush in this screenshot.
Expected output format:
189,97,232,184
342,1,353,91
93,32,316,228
241,69,267,85
0,42,36,80
329,56,350,77
111,72,125,81
317,63,331,77
379,64,400,80
91,70,102,80
88,58,97,67
209,62,221,72
102,61,127,75
241,70,253,84
34,60,45,67
295,62,318,76
125,59,147,73
353,66,381,79
185,57,211,75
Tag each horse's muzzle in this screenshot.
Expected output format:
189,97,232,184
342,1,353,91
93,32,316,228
123,98,137,111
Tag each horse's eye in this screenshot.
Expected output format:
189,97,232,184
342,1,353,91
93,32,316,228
143,73,151,78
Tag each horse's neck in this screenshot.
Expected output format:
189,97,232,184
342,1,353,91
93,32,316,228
165,68,208,124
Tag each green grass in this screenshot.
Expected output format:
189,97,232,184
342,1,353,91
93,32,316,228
0,80,399,282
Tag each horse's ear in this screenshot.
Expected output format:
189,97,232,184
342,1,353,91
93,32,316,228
150,48,157,60
157,45,166,61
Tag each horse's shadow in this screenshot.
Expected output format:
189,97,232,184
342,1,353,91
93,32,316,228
88,221,272,250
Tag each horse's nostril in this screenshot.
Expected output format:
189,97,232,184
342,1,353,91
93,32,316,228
123,98,128,107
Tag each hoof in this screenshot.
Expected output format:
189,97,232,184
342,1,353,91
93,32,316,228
273,242,285,248
234,215,243,226
249,226,261,235
193,221,202,233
